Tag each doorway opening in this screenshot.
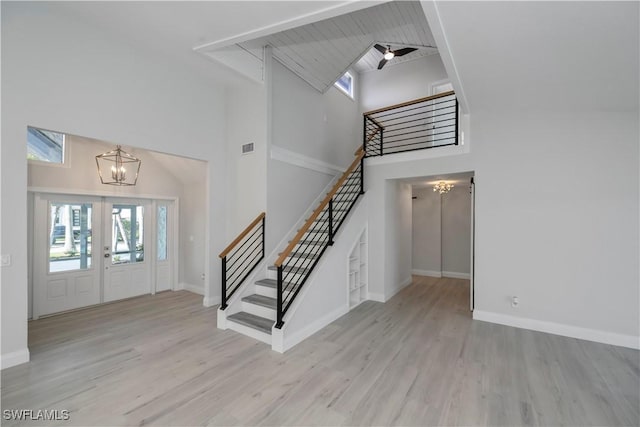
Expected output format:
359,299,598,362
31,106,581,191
27,130,207,320
400,171,475,311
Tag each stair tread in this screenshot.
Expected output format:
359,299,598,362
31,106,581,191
241,294,276,309
255,278,277,288
267,265,311,274
227,311,274,335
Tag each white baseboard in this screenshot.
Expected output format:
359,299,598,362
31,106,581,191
203,296,221,307
412,269,442,278
384,276,413,301
442,271,471,280
1,348,30,370
280,305,349,352
473,310,640,350
180,283,204,295
367,292,385,302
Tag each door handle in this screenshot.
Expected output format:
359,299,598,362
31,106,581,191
104,253,110,258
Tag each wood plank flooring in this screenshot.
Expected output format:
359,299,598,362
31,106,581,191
2,276,638,426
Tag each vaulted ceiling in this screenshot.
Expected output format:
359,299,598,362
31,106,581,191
236,1,438,92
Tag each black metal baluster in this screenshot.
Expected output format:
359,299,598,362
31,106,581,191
276,265,284,328
221,256,227,310
328,199,334,246
455,98,459,145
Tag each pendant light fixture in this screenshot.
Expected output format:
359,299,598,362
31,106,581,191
95,145,141,186
433,181,454,194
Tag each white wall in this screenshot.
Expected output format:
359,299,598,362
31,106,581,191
382,180,413,300
412,185,471,276
266,60,361,255
441,185,471,275
225,83,268,239
1,2,227,367
411,187,441,274
28,135,184,198
180,180,207,291
472,111,639,342
360,54,449,113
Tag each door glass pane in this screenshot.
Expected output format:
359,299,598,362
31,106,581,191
49,203,92,272
111,205,144,264
157,206,167,261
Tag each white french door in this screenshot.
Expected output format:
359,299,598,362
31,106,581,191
33,194,102,317
33,194,175,318
103,199,151,302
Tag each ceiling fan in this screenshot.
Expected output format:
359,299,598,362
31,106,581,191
374,44,418,70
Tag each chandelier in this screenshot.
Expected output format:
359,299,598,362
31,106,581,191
433,181,454,194
95,145,141,186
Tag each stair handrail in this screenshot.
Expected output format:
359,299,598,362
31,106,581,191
363,90,455,116
274,147,365,268
219,212,265,259
219,212,266,310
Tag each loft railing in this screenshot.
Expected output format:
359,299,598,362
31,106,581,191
219,212,266,310
273,147,365,328
363,90,458,156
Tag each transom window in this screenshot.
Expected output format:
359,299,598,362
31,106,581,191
27,127,66,164
334,71,354,99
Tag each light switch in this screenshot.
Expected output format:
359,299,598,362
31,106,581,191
0,254,11,267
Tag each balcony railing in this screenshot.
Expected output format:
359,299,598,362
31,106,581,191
363,90,458,156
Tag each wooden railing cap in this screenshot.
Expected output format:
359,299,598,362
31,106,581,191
363,90,455,116
219,212,266,258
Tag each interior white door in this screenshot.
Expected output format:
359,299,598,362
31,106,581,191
33,194,102,318
154,201,174,292
103,199,151,302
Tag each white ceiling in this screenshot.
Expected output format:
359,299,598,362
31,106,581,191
237,1,438,92
50,1,377,87
434,1,639,113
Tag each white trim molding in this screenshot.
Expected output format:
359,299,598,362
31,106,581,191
473,310,640,350
442,271,471,280
367,292,385,302
180,283,204,296
1,348,30,370
412,269,442,278
277,305,349,353
271,145,344,176
203,296,221,307
384,276,413,301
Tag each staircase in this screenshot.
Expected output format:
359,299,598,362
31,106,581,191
219,147,365,348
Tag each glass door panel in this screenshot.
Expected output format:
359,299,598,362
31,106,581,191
48,203,93,273
110,204,144,265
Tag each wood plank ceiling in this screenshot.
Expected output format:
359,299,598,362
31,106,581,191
238,1,438,93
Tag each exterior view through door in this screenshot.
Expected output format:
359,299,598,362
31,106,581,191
32,194,175,318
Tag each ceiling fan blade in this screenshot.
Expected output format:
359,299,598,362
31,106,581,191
377,58,388,70
374,44,387,54
393,47,418,57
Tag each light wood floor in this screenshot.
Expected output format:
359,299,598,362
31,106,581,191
2,276,639,426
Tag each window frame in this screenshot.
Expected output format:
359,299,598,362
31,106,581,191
334,71,355,99
27,126,70,168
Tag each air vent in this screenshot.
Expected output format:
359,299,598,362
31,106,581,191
241,143,254,155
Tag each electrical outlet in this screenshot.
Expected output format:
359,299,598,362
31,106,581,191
201,273,205,280
0,254,11,267
511,296,519,308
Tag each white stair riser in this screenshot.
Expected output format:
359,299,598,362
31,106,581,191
255,285,277,298
242,301,277,321
227,320,272,344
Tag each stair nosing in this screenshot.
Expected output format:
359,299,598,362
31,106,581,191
241,294,277,309
227,311,274,335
